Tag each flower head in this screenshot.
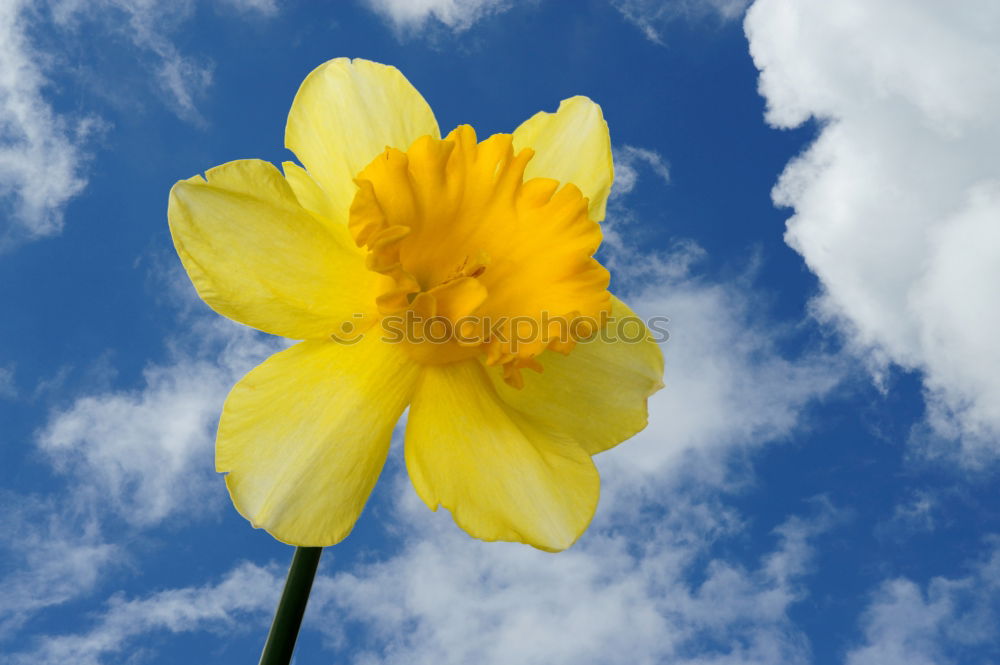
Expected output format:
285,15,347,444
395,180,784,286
168,58,664,552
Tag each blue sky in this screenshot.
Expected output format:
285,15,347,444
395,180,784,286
2,1,999,663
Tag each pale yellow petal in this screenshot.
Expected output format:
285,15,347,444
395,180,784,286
282,160,341,225
484,296,664,455
285,58,440,222
168,159,378,339
512,96,614,221
217,335,420,546
405,360,600,552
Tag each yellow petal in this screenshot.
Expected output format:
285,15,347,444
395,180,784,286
217,336,420,546
285,58,440,222
512,96,614,222
484,296,664,454
282,160,340,225
168,159,378,339
405,359,600,552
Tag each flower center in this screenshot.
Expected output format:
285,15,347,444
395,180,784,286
348,125,610,388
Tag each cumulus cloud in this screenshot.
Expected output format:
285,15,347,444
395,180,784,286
745,0,1000,462
10,562,280,665
845,541,1000,665
363,0,515,32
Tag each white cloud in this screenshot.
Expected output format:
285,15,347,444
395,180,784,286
879,490,938,538
49,0,213,121
745,0,1000,462
364,0,514,32
596,211,844,501
216,0,278,17
0,0,279,248
611,144,670,199
0,365,16,399
37,315,281,527
364,0,749,39
611,0,751,44
0,0,91,247
308,475,832,665
604,270,842,500
48,0,275,120
10,561,280,665
0,267,280,638
0,498,120,640
597,141,846,506
845,540,1000,665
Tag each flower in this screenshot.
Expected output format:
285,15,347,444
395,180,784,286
168,58,664,552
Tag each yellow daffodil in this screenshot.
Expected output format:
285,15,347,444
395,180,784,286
168,58,664,552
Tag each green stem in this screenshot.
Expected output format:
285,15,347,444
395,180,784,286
258,546,323,665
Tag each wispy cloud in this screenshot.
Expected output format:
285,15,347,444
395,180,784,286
0,0,278,249
2,308,279,642
0,0,92,247
363,0,748,40
846,540,1000,665
0,497,120,640
0,365,16,399
599,149,843,499
216,0,279,17
307,479,834,665
608,267,844,494
745,0,1000,464
878,490,939,538
50,0,212,122
10,562,280,665
0,313,278,643
611,0,751,44
37,315,282,527
363,0,515,33
611,144,670,199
